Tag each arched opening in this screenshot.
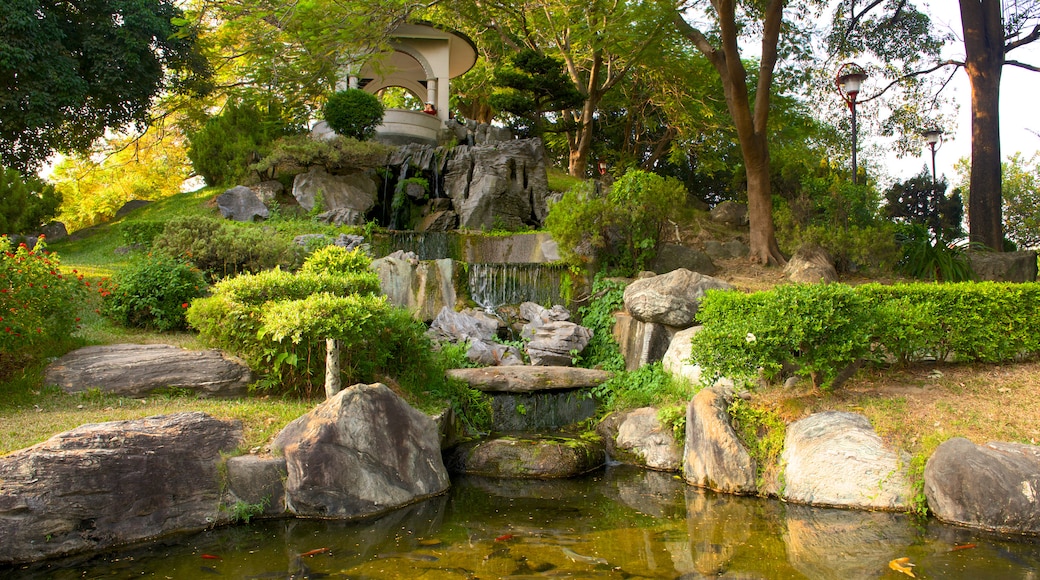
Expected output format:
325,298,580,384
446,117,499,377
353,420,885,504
377,86,425,111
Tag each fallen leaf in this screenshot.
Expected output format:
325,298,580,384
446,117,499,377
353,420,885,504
418,538,442,546
951,542,977,551
889,557,916,578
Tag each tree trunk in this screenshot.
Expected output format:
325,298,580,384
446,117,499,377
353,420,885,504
960,0,1005,251
324,338,341,399
567,84,604,177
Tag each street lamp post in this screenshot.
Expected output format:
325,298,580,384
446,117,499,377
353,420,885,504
922,127,943,193
836,63,869,184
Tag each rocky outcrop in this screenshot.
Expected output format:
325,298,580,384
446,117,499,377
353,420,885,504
785,245,838,284
0,412,242,564
446,435,605,478
661,326,704,385
43,344,253,398
650,244,717,276
623,268,733,328
291,167,378,215
443,139,551,230
447,366,611,392
610,407,682,471
426,307,522,366
710,201,748,226
968,250,1038,282
521,305,593,366
217,185,270,222
683,386,757,494
613,312,675,371
924,437,1040,533
782,411,911,510
272,383,449,519
371,255,457,322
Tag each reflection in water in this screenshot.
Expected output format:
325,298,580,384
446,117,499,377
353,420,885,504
4,466,1040,579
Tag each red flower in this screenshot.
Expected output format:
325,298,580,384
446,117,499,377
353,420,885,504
182,302,190,308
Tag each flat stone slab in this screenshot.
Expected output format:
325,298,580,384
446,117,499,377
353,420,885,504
446,366,612,393
44,344,253,398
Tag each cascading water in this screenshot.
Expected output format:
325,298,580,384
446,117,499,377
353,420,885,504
468,263,566,312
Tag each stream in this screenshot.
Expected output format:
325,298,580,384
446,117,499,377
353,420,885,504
4,465,1039,579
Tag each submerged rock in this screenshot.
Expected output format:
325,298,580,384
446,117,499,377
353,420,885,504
445,435,605,478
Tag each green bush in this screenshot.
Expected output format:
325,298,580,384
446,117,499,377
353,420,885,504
894,223,975,282
0,237,84,362
323,90,384,140
152,216,301,281
119,220,167,247
299,245,372,276
101,254,206,331
690,282,1040,390
186,99,302,186
0,167,62,235
253,134,392,176
545,170,686,275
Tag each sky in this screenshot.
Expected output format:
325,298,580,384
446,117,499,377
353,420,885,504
884,2,1040,185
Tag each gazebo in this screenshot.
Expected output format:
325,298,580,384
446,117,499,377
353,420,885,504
344,22,478,145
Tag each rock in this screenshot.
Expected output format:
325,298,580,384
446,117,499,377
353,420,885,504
519,301,570,323
225,455,288,517
371,257,457,322
217,185,270,222
446,366,612,393
251,180,285,204
465,340,525,366
291,167,377,215
623,268,734,328
0,412,242,564
486,387,599,432
443,139,551,229
427,306,498,343
683,386,757,494
39,222,68,241
445,435,604,478
114,199,152,218
613,407,682,471
272,383,449,518
314,208,365,226
710,201,748,226
44,344,253,398
703,239,749,259
524,320,592,366
785,245,837,283
650,243,717,276
612,312,675,371
417,209,458,232
968,250,1038,282
924,437,1040,533
662,326,704,385
782,411,911,510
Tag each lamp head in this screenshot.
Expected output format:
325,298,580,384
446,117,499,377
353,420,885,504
922,127,943,146
835,62,868,101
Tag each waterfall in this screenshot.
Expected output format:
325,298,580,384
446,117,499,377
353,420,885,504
468,263,566,312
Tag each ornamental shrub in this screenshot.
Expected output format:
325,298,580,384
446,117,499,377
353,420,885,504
323,90,384,141
0,236,84,361
152,216,302,281
101,253,206,331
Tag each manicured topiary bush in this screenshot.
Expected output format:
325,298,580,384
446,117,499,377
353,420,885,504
323,89,384,140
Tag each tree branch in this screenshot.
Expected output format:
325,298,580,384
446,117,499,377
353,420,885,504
857,60,961,104
1006,59,1040,72
1006,23,1040,53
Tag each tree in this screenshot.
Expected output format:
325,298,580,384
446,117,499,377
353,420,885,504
958,0,1039,251
884,168,964,242
1001,152,1040,249
0,0,210,172
0,168,62,235
673,0,792,265
488,50,585,137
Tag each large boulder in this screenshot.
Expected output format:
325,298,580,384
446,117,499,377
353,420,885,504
649,243,717,276
623,268,733,328
613,312,675,371
661,326,704,385
217,185,270,222
44,344,253,398
521,302,592,366
443,139,552,229
782,411,912,510
0,412,242,564
371,256,457,322
683,386,757,494
291,166,378,215
784,245,838,284
703,239,749,260
924,437,1040,533
710,201,748,226
445,435,604,478
271,383,449,518
968,250,1038,282
613,407,682,471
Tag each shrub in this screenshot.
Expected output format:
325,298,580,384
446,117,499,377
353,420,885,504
0,167,62,235
0,237,84,362
186,99,302,186
894,223,975,282
119,220,167,247
323,90,384,140
101,253,206,331
253,134,392,176
152,216,301,281
299,245,371,276
545,170,686,275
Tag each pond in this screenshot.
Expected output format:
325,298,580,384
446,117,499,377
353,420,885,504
4,465,1039,579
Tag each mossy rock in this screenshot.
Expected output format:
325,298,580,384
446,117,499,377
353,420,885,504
445,434,604,478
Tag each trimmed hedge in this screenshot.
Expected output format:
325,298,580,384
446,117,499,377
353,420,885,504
690,282,1040,390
